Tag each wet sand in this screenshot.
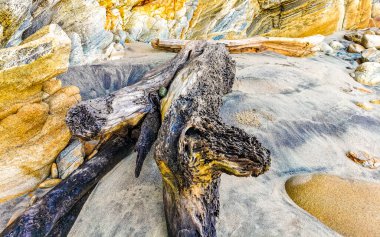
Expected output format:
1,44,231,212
286,174,380,237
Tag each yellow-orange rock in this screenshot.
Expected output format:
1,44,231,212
0,24,81,203
98,0,374,42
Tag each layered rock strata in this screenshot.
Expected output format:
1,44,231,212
100,0,376,42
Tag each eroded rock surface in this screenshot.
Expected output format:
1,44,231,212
100,0,374,42
0,24,80,203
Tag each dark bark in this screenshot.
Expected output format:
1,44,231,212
135,93,161,177
1,130,136,237
46,187,94,237
154,42,271,237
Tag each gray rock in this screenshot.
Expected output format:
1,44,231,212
361,47,380,63
68,32,85,65
329,41,345,50
362,34,380,49
347,43,365,53
344,31,363,44
56,140,84,179
354,62,380,85
318,42,334,54
22,0,113,64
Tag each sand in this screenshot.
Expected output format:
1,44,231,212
286,174,380,237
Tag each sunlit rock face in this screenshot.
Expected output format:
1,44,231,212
0,24,80,203
0,0,113,64
100,0,374,42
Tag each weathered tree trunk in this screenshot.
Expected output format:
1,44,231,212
154,42,271,237
1,130,136,237
151,35,324,57
4,41,271,237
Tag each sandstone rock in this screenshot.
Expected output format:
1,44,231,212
329,41,345,50
100,0,372,42
51,163,58,179
56,140,84,179
0,24,80,203
354,62,380,85
362,34,380,49
362,47,380,62
347,43,365,53
344,31,364,44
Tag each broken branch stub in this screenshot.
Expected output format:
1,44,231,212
154,42,271,237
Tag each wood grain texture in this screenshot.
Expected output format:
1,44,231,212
154,41,271,236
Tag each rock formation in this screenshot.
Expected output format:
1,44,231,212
0,24,80,203
101,0,377,42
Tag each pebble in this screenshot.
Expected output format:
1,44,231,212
159,87,168,98
353,62,380,85
355,102,374,111
6,209,25,227
344,31,363,44
361,47,380,63
29,195,37,206
347,43,365,53
346,151,380,169
51,163,58,179
318,42,334,54
362,34,380,49
329,41,345,50
38,179,62,189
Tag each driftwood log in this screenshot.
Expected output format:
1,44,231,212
154,42,271,236
151,35,325,57
65,44,208,142
1,130,136,237
3,42,271,237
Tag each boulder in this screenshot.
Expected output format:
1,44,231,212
0,24,81,203
344,31,364,44
347,43,365,53
354,62,380,85
362,34,380,49
362,47,380,62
